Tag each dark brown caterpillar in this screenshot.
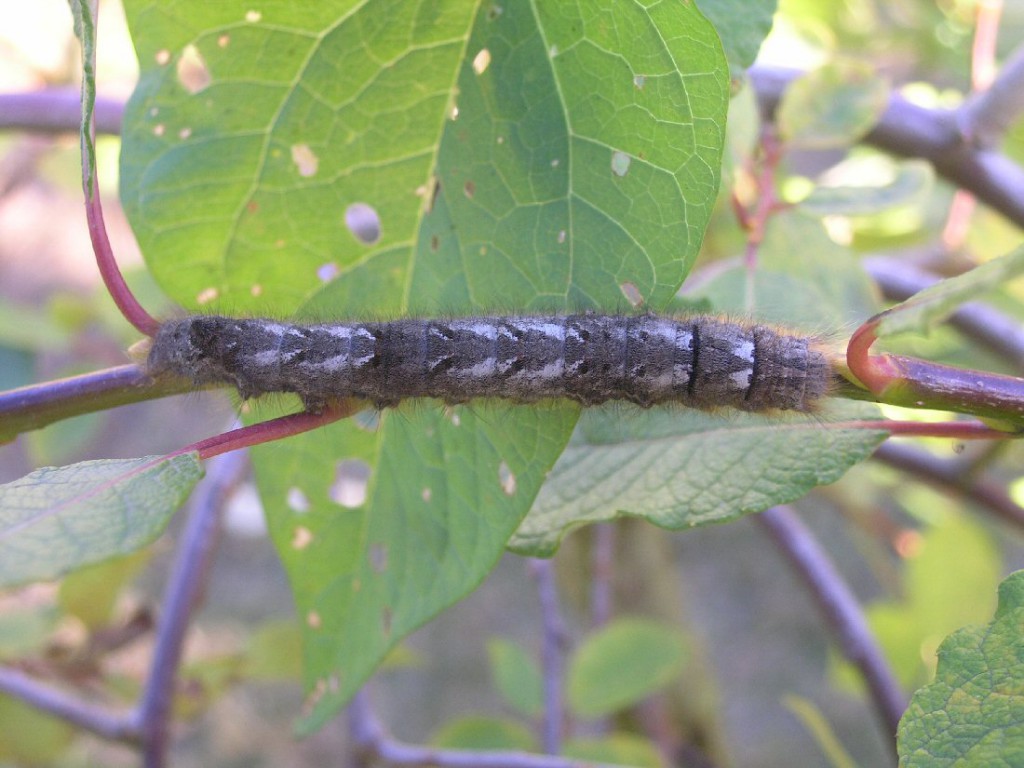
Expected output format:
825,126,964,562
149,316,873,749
146,314,832,412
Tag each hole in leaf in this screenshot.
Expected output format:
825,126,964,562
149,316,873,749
286,486,310,513
177,44,211,94
344,203,381,245
317,262,340,282
330,459,371,508
291,526,313,550
634,74,646,89
370,543,387,573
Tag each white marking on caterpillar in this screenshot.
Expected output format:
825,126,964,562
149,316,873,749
146,314,832,412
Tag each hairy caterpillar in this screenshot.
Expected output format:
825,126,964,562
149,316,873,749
146,314,832,412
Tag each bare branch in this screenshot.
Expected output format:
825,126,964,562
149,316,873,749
959,44,1024,147
137,450,249,767
528,558,570,755
749,66,1024,229
0,366,194,442
0,89,123,135
757,505,905,751
348,690,614,768
0,665,137,743
873,442,1024,531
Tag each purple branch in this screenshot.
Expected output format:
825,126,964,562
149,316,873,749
0,366,194,442
136,449,248,767
959,43,1024,146
865,257,1024,371
749,66,1024,229
528,559,569,756
757,505,905,752
873,442,1024,530
348,690,608,768
0,89,124,135
0,665,137,742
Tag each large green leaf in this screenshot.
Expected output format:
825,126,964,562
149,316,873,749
120,0,729,732
897,570,1024,767
0,454,202,588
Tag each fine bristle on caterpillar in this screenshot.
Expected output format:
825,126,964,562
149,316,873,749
146,314,833,413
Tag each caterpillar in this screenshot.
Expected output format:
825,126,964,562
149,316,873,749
146,314,833,413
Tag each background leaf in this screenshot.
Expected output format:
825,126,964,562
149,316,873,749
777,61,889,150
0,454,202,588
875,243,1024,339
566,617,688,718
120,0,729,732
487,638,544,717
897,570,1024,767
695,0,778,73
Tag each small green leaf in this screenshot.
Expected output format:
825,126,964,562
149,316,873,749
58,549,150,631
782,694,857,768
875,244,1024,339
487,638,544,717
778,61,889,149
800,159,934,217
431,716,536,752
243,619,303,682
566,618,688,719
897,570,1024,767
0,454,202,588
510,404,886,557
695,0,777,72
564,733,665,768
0,694,75,765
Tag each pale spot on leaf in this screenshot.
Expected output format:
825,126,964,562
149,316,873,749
306,611,321,629
464,180,475,198
634,74,646,89
155,49,170,65
291,526,313,550
612,151,631,177
177,44,211,94
472,48,491,75
620,281,644,307
250,283,263,297
369,543,387,573
291,143,319,177
217,34,230,48
195,286,218,304
499,461,517,496
421,487,432,503
557,230,566,244
153,124,166,137
245,9,261,22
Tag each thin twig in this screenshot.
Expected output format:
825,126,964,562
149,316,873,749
0,365,193,442
749,66,1024,229
528,559,569,756
136,449,249,767
348,690,611,768
960,43,1024,147
0,665,137,743
873,442,1024,531
757,505,905,753
0,89,124,135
